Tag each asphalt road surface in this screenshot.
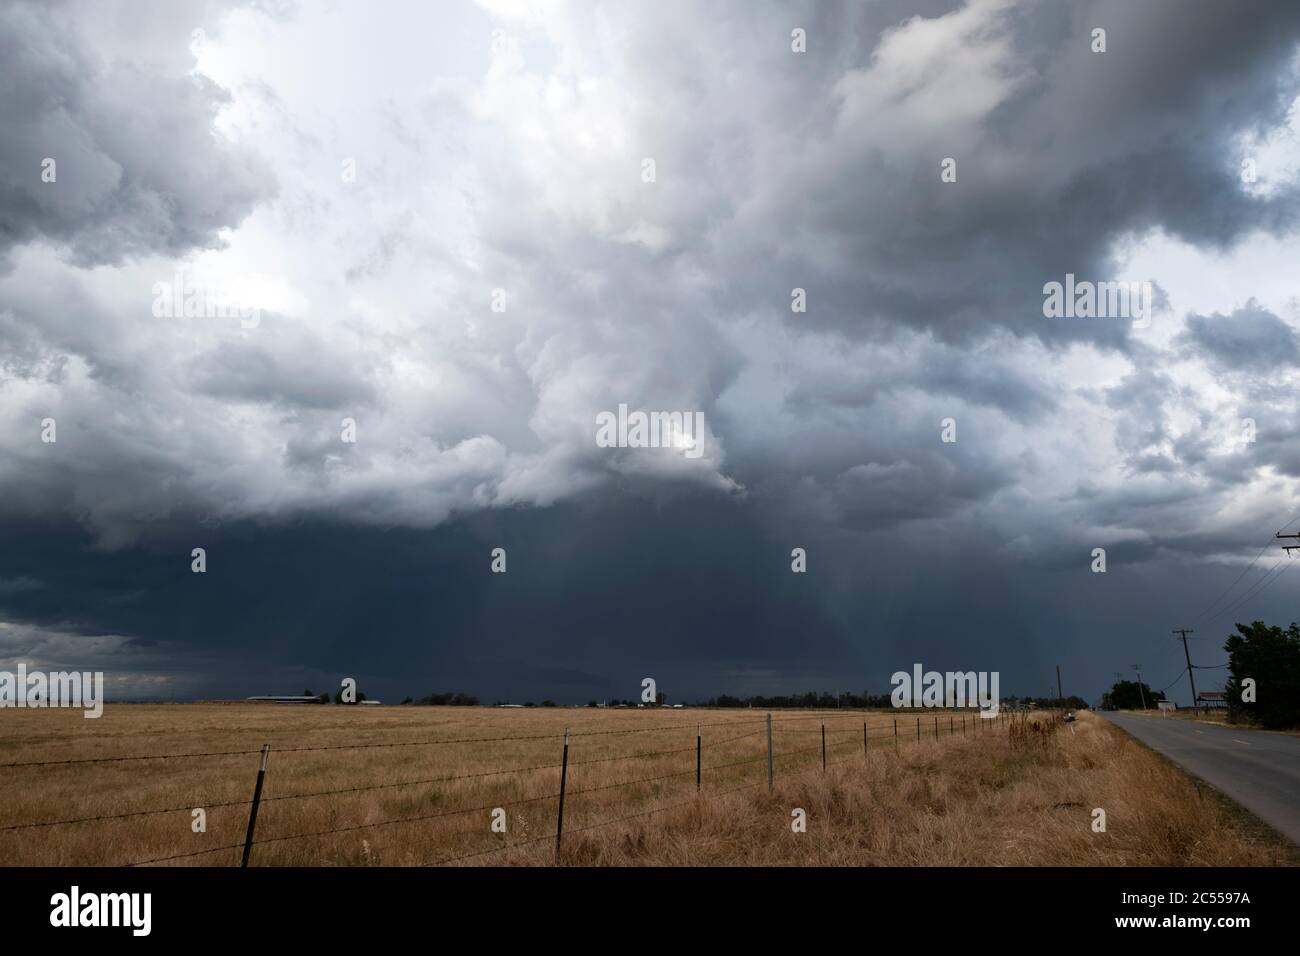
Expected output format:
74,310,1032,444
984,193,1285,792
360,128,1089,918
1104,711,1300,845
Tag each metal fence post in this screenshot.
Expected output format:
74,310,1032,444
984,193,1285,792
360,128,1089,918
916,717,920,741
894,718,898,750
863,721,867,756
766,713,774,791
554,728,569,863
934,715,938,740
821,722,826,772
696,725,701,792
240,744,270,868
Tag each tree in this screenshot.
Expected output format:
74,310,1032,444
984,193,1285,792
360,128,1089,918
412,692,480,706
1224,620,1300,729
1101,680,1162,710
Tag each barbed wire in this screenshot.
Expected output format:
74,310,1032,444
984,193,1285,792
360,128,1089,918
0,726,760,832
0,718,775,769
219,791,564,865
0,796,252,832
124,841,247,867
8,711,1011,863
0,747,264,769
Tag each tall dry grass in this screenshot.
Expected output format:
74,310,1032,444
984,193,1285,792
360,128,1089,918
0,705,1289,866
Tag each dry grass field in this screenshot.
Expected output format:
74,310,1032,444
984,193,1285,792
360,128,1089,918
0,705,1292,866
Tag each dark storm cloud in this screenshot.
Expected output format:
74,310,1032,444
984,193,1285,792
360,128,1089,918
0,496,1285,705
1179,300,1300,371
673,0,1300,351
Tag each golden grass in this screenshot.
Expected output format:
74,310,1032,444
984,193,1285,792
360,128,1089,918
0,705,1290,866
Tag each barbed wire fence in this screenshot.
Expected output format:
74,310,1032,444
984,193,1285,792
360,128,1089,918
0,709,1028,867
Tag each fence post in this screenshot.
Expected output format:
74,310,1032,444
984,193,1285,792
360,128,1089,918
696,725,701,792
934,715,938,740
554,728,569,863
863,721,867,756
766,713,774,790
821,722,826,772
916,717,920,741
894,719,898,750
240,744,270,868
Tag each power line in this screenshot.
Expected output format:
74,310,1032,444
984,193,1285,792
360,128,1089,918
1192,542,1272,625
1154,666,1187,695
1191,511,1300,626
1204,557,1294,626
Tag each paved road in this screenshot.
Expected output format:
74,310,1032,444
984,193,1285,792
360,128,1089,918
1104,712,1300,845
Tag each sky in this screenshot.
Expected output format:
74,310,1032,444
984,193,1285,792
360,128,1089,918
2,0,1300,705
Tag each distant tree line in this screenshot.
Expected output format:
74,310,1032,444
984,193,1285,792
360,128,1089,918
703,691,892,709
399,692,480,706
696,691,1078,711
1029,695,1090,710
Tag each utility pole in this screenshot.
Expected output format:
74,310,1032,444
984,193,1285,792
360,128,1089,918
1276,532,1300,554
1133,665,1147,709
1173,628,1197,711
